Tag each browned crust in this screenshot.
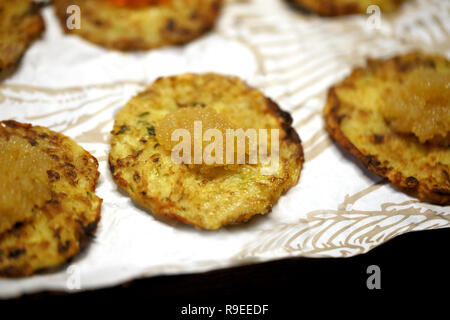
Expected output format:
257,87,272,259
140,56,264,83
0,2,45,80
286,0,358,16
265,97,303,157
238,83,303,163
0,120,102,277
0,205,102,278
286,0,405,16
324,83,450,205
52,0,222,51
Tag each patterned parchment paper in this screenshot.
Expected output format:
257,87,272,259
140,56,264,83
0,0,449,298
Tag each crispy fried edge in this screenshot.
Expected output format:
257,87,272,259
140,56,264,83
0,120,103,277
0,3,45,80
323,60,450,205
52,0,222,51
286,0,404,16
109,78,304,229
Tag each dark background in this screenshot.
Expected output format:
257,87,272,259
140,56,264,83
1,226,449,316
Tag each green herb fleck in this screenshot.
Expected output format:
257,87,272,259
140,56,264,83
191,102,206,108
137,120,150,125
147,126,156,136
117,125,127,135
138,112,150,117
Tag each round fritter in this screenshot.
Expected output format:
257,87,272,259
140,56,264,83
286,0,406,16
0,0,45,80
0,121,102,277
324,53,450,205
52,0,222,51
109,73,304,230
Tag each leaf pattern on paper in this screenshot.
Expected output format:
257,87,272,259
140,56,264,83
236,183,450,259
0,81,145,144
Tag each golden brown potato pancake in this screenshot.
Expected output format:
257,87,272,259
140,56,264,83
0,121,102,277
109,73,304,230
324,52,450,205
0,0,45,80
52,0,222,51
287,0,406,16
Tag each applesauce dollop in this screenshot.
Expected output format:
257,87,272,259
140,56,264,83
381,68,450,145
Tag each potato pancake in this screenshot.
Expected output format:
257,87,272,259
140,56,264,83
286,0,406,16
0,0,45,80
324,53,450,205
109,73,303,230
52,0,222,51
0,121,102,277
